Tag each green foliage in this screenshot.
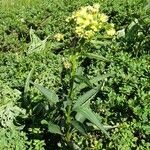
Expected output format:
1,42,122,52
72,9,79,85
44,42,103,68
0,0,148,52
117,18,150,56
0,83,25,128
0,0,150,149
0,127,28,150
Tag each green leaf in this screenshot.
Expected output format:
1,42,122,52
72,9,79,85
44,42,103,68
145,0,150,9
28,28,49,54
76,73,113,92
31,82,59,104
75,112,86,123
24,67,35,100
75,107,110,138
51,42,64,49
74,75,92,87
75,100,90,123
85,53,111,62
86,122,119,130
71,120,86,135
48,122,62,135
90,40,111,48
41,120,62,135
73,87,99,110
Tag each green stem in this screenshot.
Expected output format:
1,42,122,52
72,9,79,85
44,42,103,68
66,54,78,143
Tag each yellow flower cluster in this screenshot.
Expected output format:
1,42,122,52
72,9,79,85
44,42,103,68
62,57,71,69
54,33,64,41
66,4,116,39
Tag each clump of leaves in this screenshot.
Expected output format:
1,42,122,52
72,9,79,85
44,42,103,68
0,82,25,128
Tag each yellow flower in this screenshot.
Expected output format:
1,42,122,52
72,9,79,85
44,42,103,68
86,14,93,21
110,23,115,28
54,33,64,41
85,30,94,39
76,7,87,17
92,20,98,26
99,13,108,22
93,3,100,11
98,22,102,29
75,26,84,36
62,57,71,69
66,17,71,22
86,5,94,12
91,25,98,32
63,61,71,69
80,7,88,13
76,17,85,25
106,28,116,36
83,19,90,26
68,4,115,40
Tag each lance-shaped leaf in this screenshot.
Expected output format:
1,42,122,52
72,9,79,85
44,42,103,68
75,112,86,123
71,120,86,135
31,82,59,104
85,53,111,62
73,87,99,110
41,120,62,135
76,73,113,92
24,67,35,100
75,100,90,123
74,75,92,87
86,122,119,130
75,106,110,138
90,40,111,49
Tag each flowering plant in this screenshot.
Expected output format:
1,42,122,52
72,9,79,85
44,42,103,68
31,4,117,148
66,4,116,39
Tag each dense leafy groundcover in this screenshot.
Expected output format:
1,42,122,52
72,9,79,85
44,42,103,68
0,0,150,149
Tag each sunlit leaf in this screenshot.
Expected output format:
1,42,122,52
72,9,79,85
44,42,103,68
85,53,111,62
28,28,49,54
31,82,59,104
75,111,86,123
86,122,119,130
75,100,90,123
76,73,113,92
74,75,92,87
41,120,62,135
24,67,34,101
73,87,99,110
75,106,110,138
71,120,86,135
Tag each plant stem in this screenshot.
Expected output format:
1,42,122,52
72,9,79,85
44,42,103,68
66,54,78,143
